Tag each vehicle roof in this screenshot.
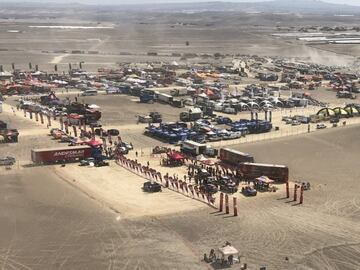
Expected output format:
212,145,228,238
242,162,287,168
221,148,252,157
32,145,91,152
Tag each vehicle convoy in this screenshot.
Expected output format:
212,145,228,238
239,162,289,182
219,148,254,166
31,145,92,164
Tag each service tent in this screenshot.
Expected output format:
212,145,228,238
168,152,184,161
88,104,100,110
196,154,208,162
218,246,239,257
86,139,103,147
256,175,274,184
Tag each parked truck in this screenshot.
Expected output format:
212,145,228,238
180,140,217,157
31,145,92,164
239,162,289,182
140,89,155,103
170,88,188,96
172,99,185,108
180,108,203,122
219,148,254,166
157,93,173,104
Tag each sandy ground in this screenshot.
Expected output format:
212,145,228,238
55,163,206,219
2,90,360,269
1,104,360,269
1,10,360,270
0,11,358,72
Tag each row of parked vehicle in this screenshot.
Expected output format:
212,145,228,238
145,115,273,144
282,115,310,126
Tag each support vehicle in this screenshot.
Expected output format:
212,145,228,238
142,181,162,192
219,148,254,166
31,146,92,164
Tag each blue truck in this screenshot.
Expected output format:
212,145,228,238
140,89,155,103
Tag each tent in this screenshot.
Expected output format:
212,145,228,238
196,154,208,162
88,104,100,110
164,151,184,166
317,108,335,117
255,176,274,184
345,105,359,116
168,152,184,161
333,107,349,117
218,245,239,257
86,139,103,147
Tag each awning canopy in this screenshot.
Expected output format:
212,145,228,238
168,152,184,161
88,104,100,109
256,176,274,184
218,246,239,256
68,113,82,119
87,139,103,147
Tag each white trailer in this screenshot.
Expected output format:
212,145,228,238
157,93,173,104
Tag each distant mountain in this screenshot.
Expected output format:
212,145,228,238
1,0,360,14
118,0,360,14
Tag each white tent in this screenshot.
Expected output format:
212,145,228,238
247,101,260,109
88,104,100,109
218,245,239,256
196,154,208,162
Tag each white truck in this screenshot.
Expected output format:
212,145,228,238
157,93,173,104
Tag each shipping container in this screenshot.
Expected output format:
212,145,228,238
239,162,289,182
31,145,92,164
219,148,254,165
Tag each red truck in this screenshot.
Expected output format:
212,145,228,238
239,162,289,182
219,148,254,166
31,145,92,164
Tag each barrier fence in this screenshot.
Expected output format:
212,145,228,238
115,155,219,209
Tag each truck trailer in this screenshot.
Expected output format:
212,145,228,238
239,162,289,182
180,108,203,122
219,148,254,166
157,93,173,104
180,140,216,157
31,145,92,164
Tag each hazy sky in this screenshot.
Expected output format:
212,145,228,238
1,0,360,6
